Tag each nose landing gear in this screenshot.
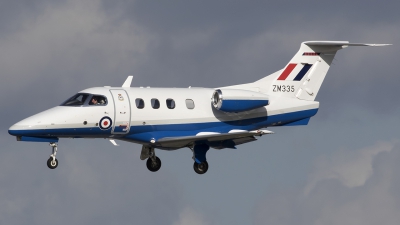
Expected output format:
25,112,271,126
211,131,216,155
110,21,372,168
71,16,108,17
47,143,58,169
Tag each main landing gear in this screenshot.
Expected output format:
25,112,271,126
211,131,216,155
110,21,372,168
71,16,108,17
193,161,209,174
47,143,58,169
146,156,161,172
140,144,211,174
192,144,210,174
141,146,161,172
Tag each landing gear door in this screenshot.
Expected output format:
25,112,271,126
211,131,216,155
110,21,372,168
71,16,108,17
110,89,131,134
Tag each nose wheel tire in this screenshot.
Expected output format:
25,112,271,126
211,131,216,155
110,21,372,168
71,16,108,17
193,161,208,174
146,156,161,172
47,157,58,169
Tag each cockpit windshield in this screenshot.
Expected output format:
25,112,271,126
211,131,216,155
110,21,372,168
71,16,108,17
61,93,90,106
61,93,108,106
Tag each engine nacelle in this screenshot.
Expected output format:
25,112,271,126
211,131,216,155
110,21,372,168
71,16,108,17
211,89,269,112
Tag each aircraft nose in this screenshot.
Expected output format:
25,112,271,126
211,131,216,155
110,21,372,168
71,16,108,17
8,115,40,137
8,122,24,136
9,106,68,138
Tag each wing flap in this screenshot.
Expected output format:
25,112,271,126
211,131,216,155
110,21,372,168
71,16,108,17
211,136,257,149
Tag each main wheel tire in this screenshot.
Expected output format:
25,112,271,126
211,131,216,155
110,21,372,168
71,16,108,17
146,156,161,172
47,157,58,169
193,161,208,174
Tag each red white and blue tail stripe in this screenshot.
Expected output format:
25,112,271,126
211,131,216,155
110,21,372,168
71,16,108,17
277,63,313,81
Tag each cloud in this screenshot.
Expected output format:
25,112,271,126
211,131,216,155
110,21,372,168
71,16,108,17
0,0,148,77
1,1,400,225
0,0,152,122
254,140,400,225
0,138,185,225
173,207,210,225
304,141,396,195
2,0,398,126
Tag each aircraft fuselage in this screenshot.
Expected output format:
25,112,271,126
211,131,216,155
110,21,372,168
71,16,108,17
9,86,318,149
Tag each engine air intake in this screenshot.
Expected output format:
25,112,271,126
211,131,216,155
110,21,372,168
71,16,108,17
211,89,269,112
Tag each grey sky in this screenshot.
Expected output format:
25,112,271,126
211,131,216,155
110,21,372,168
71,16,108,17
1,0,399,224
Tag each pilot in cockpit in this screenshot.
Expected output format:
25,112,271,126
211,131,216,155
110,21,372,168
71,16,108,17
90,97,99,105
90,96,106,105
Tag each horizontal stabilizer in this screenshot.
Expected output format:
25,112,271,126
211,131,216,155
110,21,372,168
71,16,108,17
303,41,391,47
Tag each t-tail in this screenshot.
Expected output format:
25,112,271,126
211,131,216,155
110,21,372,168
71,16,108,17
251,41,391,100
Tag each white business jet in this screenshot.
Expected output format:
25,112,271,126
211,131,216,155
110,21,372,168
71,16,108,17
8,41,390,174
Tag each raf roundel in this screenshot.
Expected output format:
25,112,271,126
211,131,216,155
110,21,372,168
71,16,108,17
99,116,112,130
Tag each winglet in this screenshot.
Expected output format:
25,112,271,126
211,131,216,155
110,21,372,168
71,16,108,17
122,76,133,87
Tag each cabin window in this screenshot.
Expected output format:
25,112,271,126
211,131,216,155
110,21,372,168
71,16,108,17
89,95,107,105
135,98,145,109
185,99,195,109
166,99,175,109
151,98,160,109
61,93,90,106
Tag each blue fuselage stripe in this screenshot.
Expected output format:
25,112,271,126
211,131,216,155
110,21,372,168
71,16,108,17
9,108,318,143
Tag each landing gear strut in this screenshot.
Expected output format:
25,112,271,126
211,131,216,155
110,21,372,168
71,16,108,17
192,144,210,174
47,143,58,169
145,147,161,172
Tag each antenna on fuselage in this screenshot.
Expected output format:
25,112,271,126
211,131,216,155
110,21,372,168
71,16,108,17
122,75,133,87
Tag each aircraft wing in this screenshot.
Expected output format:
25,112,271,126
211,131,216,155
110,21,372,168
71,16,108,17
156,129,273,149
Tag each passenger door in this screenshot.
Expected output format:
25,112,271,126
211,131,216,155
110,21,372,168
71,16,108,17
110,89,131,134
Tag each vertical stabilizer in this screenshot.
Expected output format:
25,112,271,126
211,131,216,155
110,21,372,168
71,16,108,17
252,41,390,101
263,42,341,100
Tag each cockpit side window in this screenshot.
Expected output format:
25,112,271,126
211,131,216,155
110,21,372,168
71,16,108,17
89,95,107,106
61,93,107,106
61,93,90,106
